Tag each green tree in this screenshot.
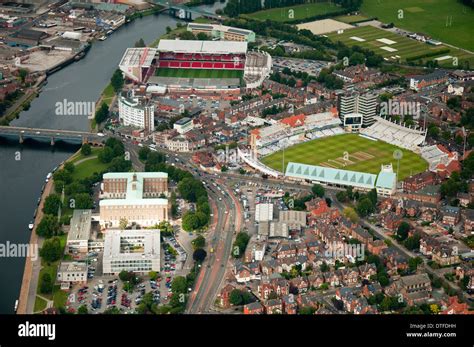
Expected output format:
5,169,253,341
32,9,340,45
64,162,75,173
138,147,151,162
311,184,325,198
192,235,206,250
98,146,114,164
77,305,88,314
40,237,62,263
94,102,109,124
171,276,187,294
43,194,62,215
110,69,124,92
396,221,410,241
40,273,53,294
36,214,60,238
81,143,91,156
73,193,94,209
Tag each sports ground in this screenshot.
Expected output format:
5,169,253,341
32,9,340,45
155,68,243,79
326,25,474,68
246,3,343,22
260,134,428,181
360,0,474,52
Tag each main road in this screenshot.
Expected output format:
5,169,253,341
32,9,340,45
187,174,242,314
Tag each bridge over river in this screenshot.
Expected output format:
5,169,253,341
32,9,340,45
0,126,107,145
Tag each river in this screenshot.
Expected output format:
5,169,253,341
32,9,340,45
0,1,226,314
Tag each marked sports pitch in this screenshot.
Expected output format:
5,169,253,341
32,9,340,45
360,0,474,52
260,134,428,181
326,25,474,67
155,68,243,79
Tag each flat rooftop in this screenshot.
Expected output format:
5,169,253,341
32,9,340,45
119,47,157,68
68,209,92,242
103,229,161,261
157,39,247,55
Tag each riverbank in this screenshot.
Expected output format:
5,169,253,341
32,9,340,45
16,173,55,314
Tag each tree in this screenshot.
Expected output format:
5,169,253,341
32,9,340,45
356,197,374,217
179,31,196,40
64,162,75,173
192,235,206,250
73,193,94,209
40,273,53,294
408,256,423,272
53,169,72,185
36,214,60,238
182,212,200,232
18,68,28,83
171,276,187,294
232,232,250,258
43,195,62,215
396,221,410,241
311,184,325,198
94,102,109,124
229,289,244,306
98,146,114,164
149,271,158,281
138,147,151,162
343,207,359,223
336,191,348,202
40,237,62,263
192,248,207,262
77,305,88,314
110,69,124,92
81,143,91,156
196,32,209,40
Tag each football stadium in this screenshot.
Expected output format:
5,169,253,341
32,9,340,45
118,40,272,93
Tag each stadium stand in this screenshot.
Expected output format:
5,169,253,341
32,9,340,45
360,116,426,151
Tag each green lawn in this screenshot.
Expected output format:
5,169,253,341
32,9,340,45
34,296,47,313
247,3,343,22
334,14,370,23
155,68,243,79
327,25,474,68
261,134,428,181
361,0,474,52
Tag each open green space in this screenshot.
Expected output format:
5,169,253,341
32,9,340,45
246,2,343,22
326,25,474,68
334,14,370,23
34,296,47,313
155,68,243,79
360,0,474,52
261,133,428,181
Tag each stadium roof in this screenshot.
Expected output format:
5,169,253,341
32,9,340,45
157,39,247,54
188,23,253,36
375,171,397,190
119,47,157,68
285,162,376,189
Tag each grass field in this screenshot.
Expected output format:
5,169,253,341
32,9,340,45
326,25,474,68
361,0,474,52
155,68,243,79
247,3,343,22
334,14,370,23
261,134,428,181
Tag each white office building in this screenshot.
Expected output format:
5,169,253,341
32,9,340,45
118,94,155,133
338,92,378,128
103,229,161,275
